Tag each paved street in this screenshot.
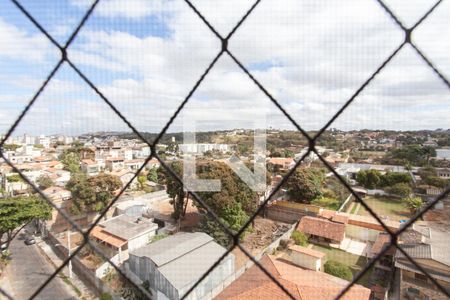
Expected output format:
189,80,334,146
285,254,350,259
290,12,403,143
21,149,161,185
4,231,78,300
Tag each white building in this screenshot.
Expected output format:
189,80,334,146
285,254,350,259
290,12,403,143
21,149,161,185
179,143,231,154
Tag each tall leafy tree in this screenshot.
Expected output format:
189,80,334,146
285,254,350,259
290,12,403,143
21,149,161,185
286,167,325,203
0,196,51,250
66,173,122,213
195,162,261,244
159,162,187,220
147,167,158,183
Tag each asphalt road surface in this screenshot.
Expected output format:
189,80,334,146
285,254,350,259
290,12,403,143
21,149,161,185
5,231,77,300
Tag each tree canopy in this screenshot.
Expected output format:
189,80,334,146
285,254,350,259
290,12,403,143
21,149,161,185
66,173,122,213
404,197,424,215
37,175,54,189
0,195,51,250
385,183,412,197
324,260,353,281
384,145,436,166
160,162,187,220
285,167,325,203
196,162,262,245
356,170,412,189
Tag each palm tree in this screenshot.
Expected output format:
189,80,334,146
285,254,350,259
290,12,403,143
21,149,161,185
404,197,424,215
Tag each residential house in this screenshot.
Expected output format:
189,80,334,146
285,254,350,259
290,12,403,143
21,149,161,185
81,159,100,176
106,157,125,171
289,245,325,271
124,159,143,171
43,186,72,232
395,224,450,300
127,232,235,300
90,214,158,263
216,255,371,300
297,216,346,247
109,169,138,189
436,168,450,179
268,157,295,171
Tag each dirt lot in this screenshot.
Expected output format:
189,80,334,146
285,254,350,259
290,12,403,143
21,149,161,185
156,199,201,230
423,201,450,224
240,217,291,255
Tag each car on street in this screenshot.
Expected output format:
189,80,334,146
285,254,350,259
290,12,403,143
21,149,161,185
24,237,36,245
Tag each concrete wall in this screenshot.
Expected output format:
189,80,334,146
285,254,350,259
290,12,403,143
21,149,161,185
291,251,321,271
345,223,379,242
266,205,314,223
128,230,156,252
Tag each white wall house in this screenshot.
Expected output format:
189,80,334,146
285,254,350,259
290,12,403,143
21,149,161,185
289,245,325,271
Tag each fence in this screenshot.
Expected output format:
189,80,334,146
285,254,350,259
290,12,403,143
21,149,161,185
0,0,449,300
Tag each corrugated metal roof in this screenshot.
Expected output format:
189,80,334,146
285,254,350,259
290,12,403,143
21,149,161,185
159,241,228,290
131,232,213,267
396,244,432,259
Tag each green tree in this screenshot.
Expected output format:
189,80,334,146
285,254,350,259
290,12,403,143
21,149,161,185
2,144,21,151
147,167,158,183
160,162,187,220
324,260,353,281
404,197,424,215
137,175,147,190
422,146,437,165
385,183,412,197
0,196,51,250
284,149,294,158
6,174,22,183
424,176,450,188
356,169,381,189
195,162,261,244
66,173,122,213
291,231,308,246
199,215,232,247
286,167,325,203
37,175,54,189
379,172,412,187
60,151,81,173
385,145,436,166
418,167,437,182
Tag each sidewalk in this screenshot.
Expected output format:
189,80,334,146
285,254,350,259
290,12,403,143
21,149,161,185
36,238,98,300
0,270,15,300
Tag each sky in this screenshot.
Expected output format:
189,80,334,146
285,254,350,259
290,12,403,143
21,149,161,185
0,0,449,138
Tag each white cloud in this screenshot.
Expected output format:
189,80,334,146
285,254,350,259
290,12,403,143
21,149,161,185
0,18,53,62
70,0,174,19
1,0,449,135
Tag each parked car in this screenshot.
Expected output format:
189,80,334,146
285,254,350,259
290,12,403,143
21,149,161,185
1,243,7,254
24,237,36,245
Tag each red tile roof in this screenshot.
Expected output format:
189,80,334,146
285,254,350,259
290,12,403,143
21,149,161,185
289,245,326,259
216,255,371,300
371,233,395,256
297,216,346,242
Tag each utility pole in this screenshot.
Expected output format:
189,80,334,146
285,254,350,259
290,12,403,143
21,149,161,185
67,229,73,278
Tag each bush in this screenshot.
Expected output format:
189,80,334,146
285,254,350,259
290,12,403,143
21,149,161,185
291,231,308,246
385,182,412,197
100,293,113,300
311,197,341,210
324,260,353,281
